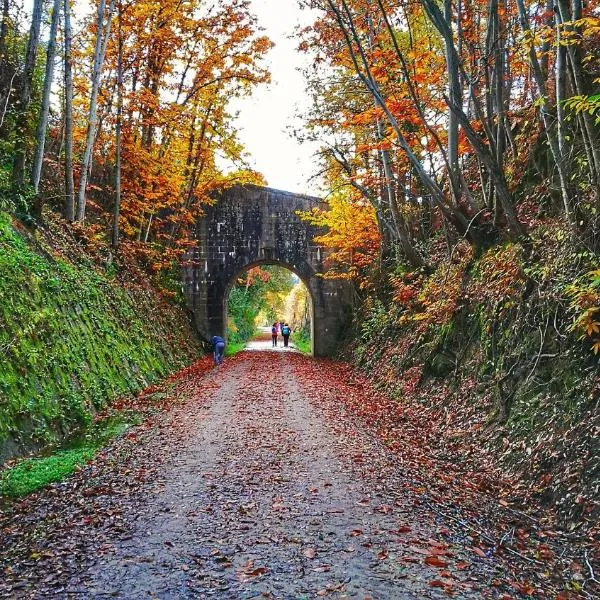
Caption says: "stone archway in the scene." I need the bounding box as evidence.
[183,185,353,356]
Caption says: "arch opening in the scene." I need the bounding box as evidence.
[224,262,314,355]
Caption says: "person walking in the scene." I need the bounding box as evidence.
[211,335,226,366]
[271,322,278,347]
[281,323,291,348]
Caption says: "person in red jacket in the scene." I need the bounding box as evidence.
[271,322,278,347]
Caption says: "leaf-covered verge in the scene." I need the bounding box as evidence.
[0,211,201,463]
[346,226,599,540]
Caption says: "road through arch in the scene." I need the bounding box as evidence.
[183,185,353,356]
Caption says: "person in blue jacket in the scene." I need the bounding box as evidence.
[211,335,226,366]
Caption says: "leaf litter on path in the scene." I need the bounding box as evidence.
[0,351,595,598]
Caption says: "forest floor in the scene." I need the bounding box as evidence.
[0,346,596,599]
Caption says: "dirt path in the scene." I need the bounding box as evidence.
[1,350,559,599]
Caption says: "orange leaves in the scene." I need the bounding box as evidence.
[468,244,526,306]
[425,555,449,568]
[73,0,271,270]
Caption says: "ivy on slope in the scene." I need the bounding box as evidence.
[0,213,199,459]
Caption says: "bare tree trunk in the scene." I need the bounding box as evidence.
[516,0,574,227]
[555,13,567,160]
[328,0,472,239]
[31,0,60,205]
[443,0,461,199]
[0,0,8,53]
[419,0,524,237]
[112,2,123,248]
[63,0,75,220]
[556,0,600,185]
[76,0,116,222]
[12,0,44,190]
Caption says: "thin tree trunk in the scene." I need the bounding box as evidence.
[63,0,75,220]
[12,0,44,190]
[516,0,574,227]
[419,0,524,237]
[555,14,567,160]
[329,0,472,238]
[0,0,8,53]
[556,0,600,185]
[112,1,123,248]
[76,0,116,222]
[443,0,461,199]
[31,0,60,203]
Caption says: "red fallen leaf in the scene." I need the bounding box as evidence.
[455,560,470,570]
[377,549,389,560]
[499,499,509,507]
[397,526,411,533]
[356,498,370,506]
[472,547,487,558]
[350,529,363,536]
[440,570,452,578]
[429,580,445,588]
[303,547,316,559]
[509,581,536,595]
[425,555,449,568]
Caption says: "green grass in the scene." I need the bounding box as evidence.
[0,211,199,451]
[292,330,312,354]
[0,447,96,497]
[0,411,142,497]
[225,341,246,356]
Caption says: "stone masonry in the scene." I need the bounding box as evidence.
[183,185,353,356]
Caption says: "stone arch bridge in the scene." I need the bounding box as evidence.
[183,185,353,356]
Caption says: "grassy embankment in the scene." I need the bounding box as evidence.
[0,212,201,492]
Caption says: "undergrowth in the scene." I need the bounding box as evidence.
[348,222,599,530]
[292,328,312,354]
[0,409,141,497]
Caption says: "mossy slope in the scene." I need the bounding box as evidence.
[0,213,200,461]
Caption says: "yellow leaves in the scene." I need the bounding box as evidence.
[297,191,380,284]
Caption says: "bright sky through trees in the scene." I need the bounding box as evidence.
[229,0,322,196]
[21,0,322,196]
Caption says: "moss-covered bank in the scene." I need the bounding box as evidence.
[0,213,201,462]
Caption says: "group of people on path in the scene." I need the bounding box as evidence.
[271,321,292,347]
[211,321,293,366]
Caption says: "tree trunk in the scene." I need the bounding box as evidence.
[76,0,116,222]
[516,0,574,227]
[112,1,123,248]
[12,0,44,190]
[63,0,75,221]
[556,0,600,185]
[31,0,61,207]
[443,0,461,199]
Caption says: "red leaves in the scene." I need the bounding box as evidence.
[237,561,268,582]
[425,555,449,568]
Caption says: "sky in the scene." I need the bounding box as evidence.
[229,0,323,196]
